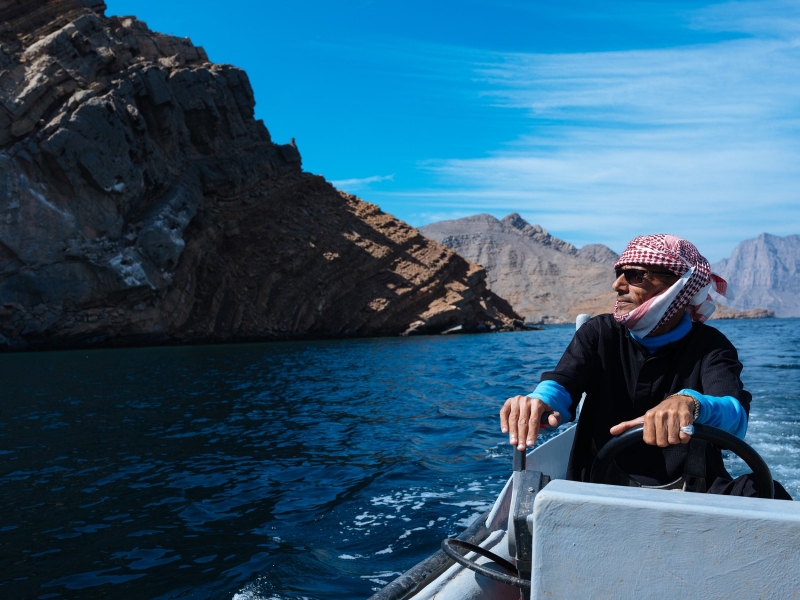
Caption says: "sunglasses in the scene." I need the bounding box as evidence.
[614,268,676,286]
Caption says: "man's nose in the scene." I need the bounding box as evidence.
[612,274,627,293]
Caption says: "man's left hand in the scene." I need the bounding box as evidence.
[610,394,695,446]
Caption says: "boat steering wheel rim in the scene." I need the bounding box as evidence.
[440,538,531,590]
[590,423,774,499]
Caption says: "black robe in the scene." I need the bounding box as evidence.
[541,314,750,486]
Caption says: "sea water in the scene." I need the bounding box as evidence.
[1,318,798,599]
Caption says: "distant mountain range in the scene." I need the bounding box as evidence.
[420,214,619,324]
[420,214,792,323]
[713,233,800,318]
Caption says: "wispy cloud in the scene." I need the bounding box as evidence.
[409,210,483,226]
[330,174,395,191]
[404,1,800,260]
[689,0,800,37]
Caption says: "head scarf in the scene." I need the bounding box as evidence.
[613,234,730,337]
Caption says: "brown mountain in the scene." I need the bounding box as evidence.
[420,213,619,324]
[712,233,800,318]
[0,0,521,350]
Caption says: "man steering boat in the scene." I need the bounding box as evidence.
[500,233,791,498]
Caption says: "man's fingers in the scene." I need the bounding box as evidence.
[524,413,537,448]
[508,398,521,446]
[667,410,683,445]
[678,410,693,444]
[539,411,562,429]
[609,396,696,447]
[517,397,533,451]
[609,416,645,436]
[654,414,670,447]
[499,399,511,433]
[500,396,557,450]
[645,395,697,446]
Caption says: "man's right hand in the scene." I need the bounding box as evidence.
[500,395,562,451]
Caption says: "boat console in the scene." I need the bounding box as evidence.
[441,424,800,599]
[527,478,800,598]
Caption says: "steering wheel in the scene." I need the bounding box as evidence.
[590,423,774,499]
[440,538,531,590]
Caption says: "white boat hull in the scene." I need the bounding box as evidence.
[371,423,800,599]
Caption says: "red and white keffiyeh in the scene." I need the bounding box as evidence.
[613,234,730,337]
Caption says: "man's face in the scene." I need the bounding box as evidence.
[612,264,678,317]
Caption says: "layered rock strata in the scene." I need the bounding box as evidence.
[0,0,521,350]
[420,213,619,324]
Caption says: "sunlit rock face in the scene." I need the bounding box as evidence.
[0,0,521,350]
[712,234,800,318]
[421,213,620,325]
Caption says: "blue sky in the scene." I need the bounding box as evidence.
[104,0,800,262]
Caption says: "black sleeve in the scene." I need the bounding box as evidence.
[540,318,601,420]
[699,331,752,416]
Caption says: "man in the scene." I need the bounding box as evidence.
[499,234,788,497]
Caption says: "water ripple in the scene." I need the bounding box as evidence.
[0,320,798,599]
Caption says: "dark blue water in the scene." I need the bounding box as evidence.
[1,319,798,599]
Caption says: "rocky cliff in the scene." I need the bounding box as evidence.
[0,0,521,350]
[420,213,619,324]
[712,233,800,318]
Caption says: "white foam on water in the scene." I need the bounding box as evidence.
[419,491,452,499]
[454,511,483,528]
[757,442,800,455]
[370,489,454,514]
[361,570,402,586]
[443,500,492,509]
[338,476,507,560]
[398,526,426,540]
[485,446,507,458]
[233,591,312,600]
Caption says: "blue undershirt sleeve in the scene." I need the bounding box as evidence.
[527,380,574,423]
[676,388,748,440]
